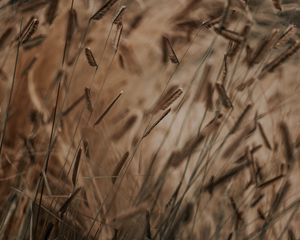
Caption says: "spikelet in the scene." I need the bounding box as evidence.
[21,56,37,76]
[45,0,59,25]
[236,77,255,91]
[295,134,300,148]
[112,5,126,24]
[83,139,90,159]
[72,148,82,187]
[229,196,243,229]
[204,16,222,29]
[59,187,81,217]
[112,114,138,140]
[222,54,228,84]
[168,115,221,168]
[227,233,233,240]
[23,137,35,163]
[200,161,251,194]
[257,208,266,220]
[288,229,296,240]
[279,122,294,168]
[143,108,171,138]
[250,194,264,208]
[20,1,48,12]
[214,27,244,43]
[167,134,205,167]
[66,9,77,41]
[161,36,169,64]
[162,36,179,64]
[44,222,54,239]
[84,88,93,112]
[84,47,98,68]
[164,202,194,239]
[118,53,125,69]
[223,124,256,158]
[260,40,300,78]
[90,0,119,21]
[175,19,204,32]
[268,180,290,217]
[272,0,282,11]
[229,104,252,134]
[247,30,278,67]
[193,64,212,102]
[152,86,183,114]
[216,83,233,109]
[257,174,284,189]
[205,82,214,111]
[108,203,148,224]
[62,94,85,116]
[275,25,296,48]
[113,22,123,53]
[258,122,272,150]
[62,9,76,64]
[22,34,46,50]
[111,151,129,184]
[94,91,123,126]
[128,11,144,34]
[0,27,13,49]
[20,17,39,44]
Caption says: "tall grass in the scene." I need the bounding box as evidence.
[0,0,300,239]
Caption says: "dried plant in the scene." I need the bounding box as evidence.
[0,0,300,239]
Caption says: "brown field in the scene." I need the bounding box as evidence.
[0,0,300,239]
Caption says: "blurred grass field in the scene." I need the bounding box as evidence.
[0,0,300,239]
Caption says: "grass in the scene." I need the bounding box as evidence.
[0,0,300,239]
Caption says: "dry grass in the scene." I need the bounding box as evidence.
[0,0,300,239]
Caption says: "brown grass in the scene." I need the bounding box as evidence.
[0,0,300,239]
